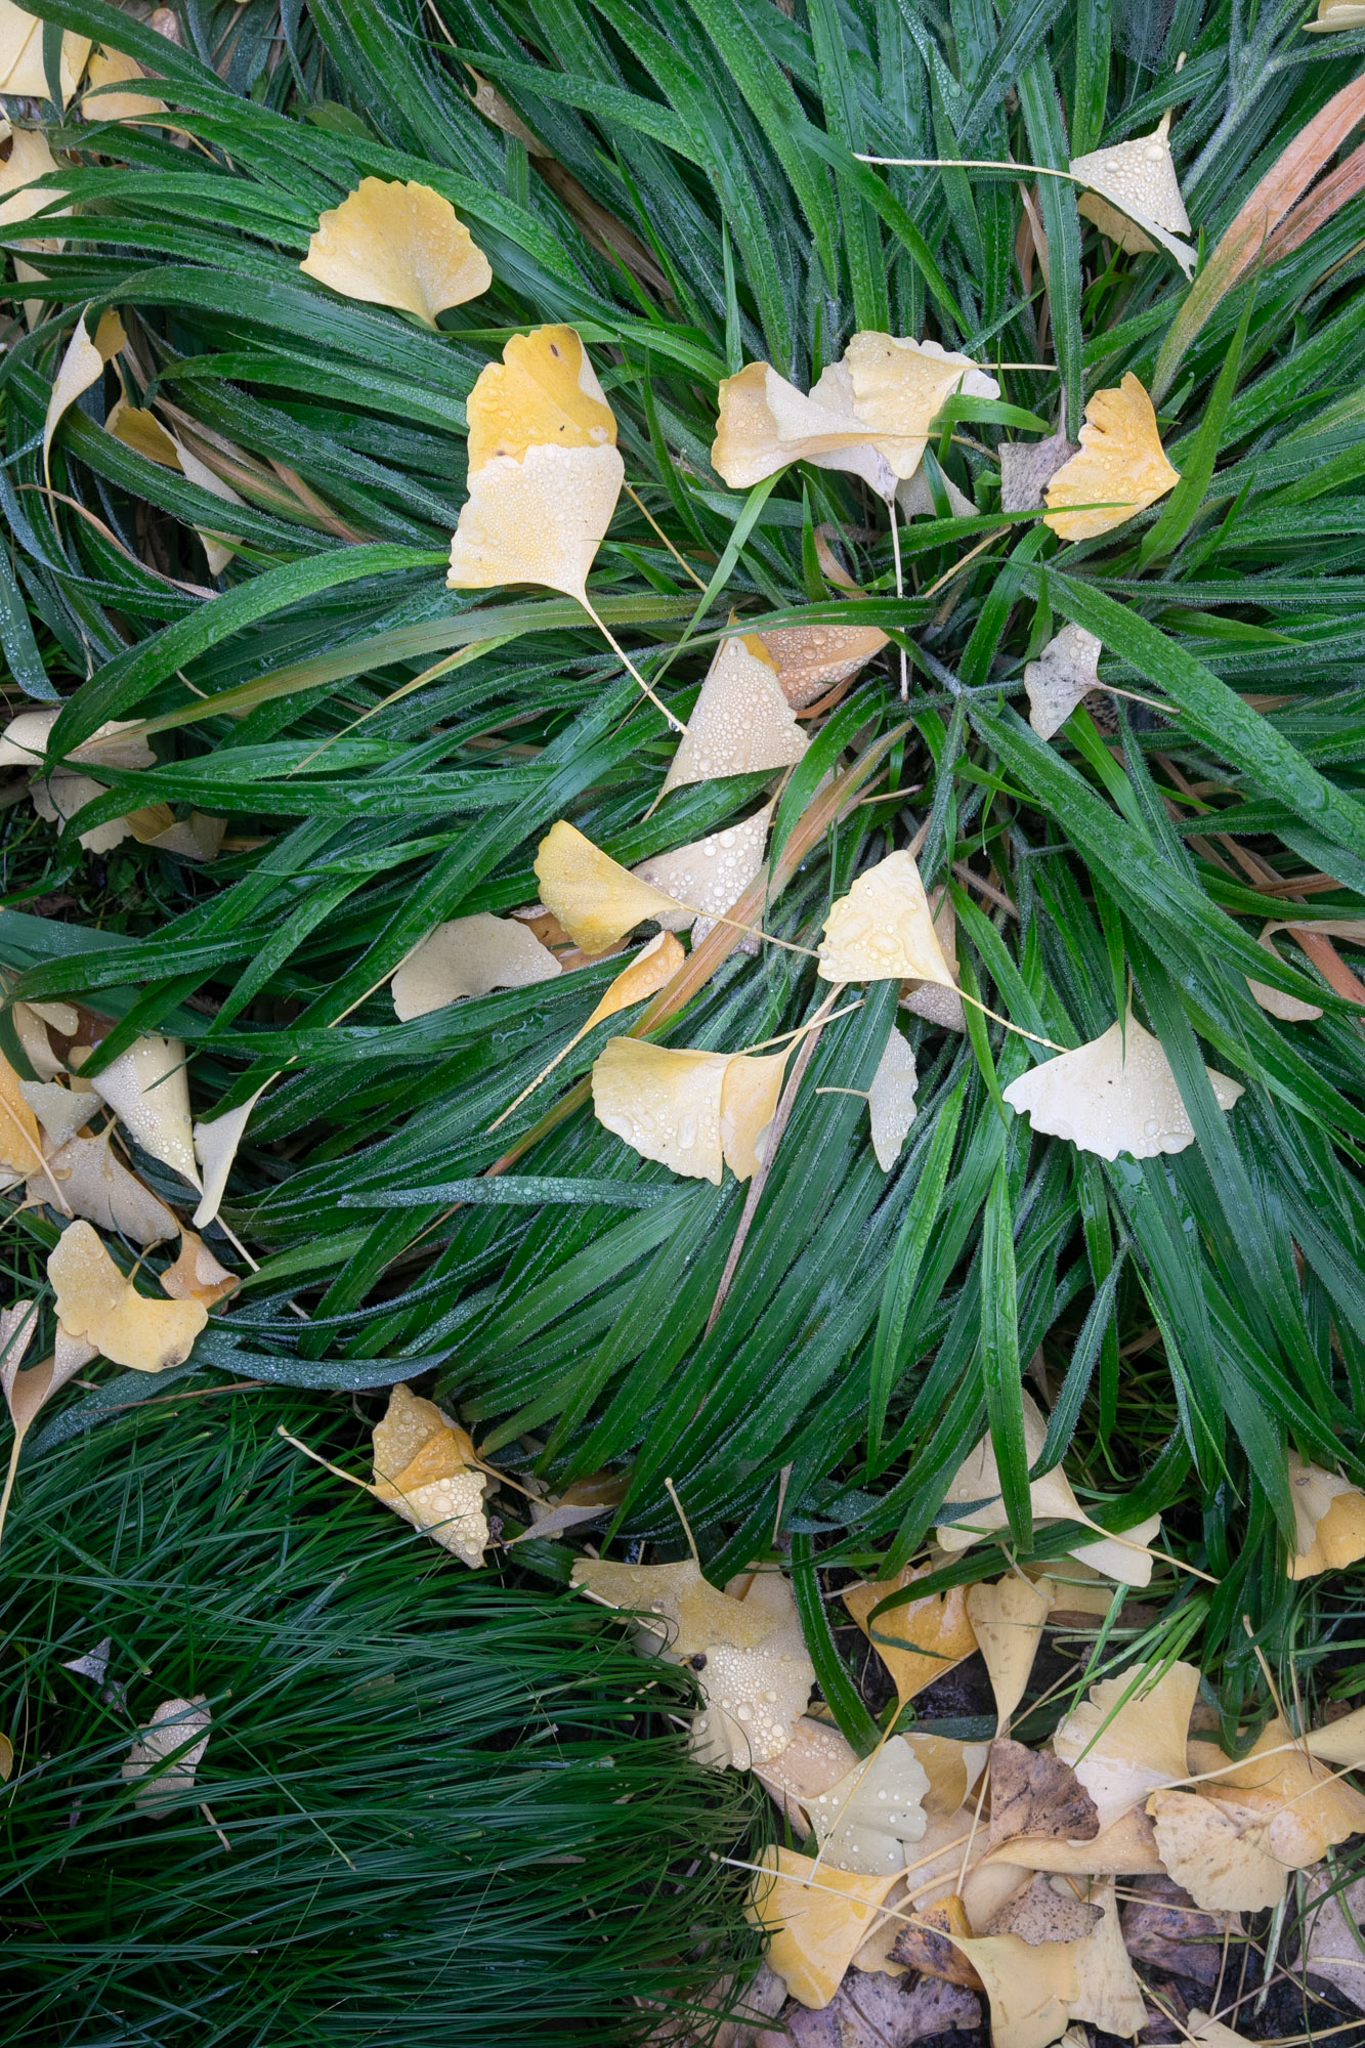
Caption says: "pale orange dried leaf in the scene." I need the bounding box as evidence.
[901,1731,990,1818]
[572,1554,773,1656]
[84,45,165,120]
[842,332,990,479]
[372,1381,489,1568]
[1002,1014,1242,1163]
[1044,376,1179,542]
[160,1230,238,1307]
[1286,1454,1365,1578]
[966,1575,1054,1732]
[890,1892,982,1986]
[391,911,560,1020]
[464,324,615,471]
[80,1033,199,1188]
[1145,1791,1285,1912]
[43,307,126,478]
[747,1846,902,2010]
[719,1048,788,1182]
[48,1219,206,1373]
[758,621,889,709]
[660,635,807,797]
[0,127,67,237]
[299,177,490,326]
[711,360,869,490]
[535,820,684,955]
[583,931,685,1028]
[819,850,956,986]
[902,895,966,1031]
[0,1,89,102]
[1052,1661,1201,1831]
[843,1564,977,1705]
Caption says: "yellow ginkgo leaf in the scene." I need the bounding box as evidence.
[711,360,869,490]
[0,1047,44,1178]
[687,1568,815,1769]
[299,177,491,326]
[842,1563,978,1705]
[192,1084,267,1231]
[1051,1660,1200,1832]
[43,306,126,481]
[593,1038,728,1183]
[391,911,561,1021]
[84,45,166,121]
[0,128,69,322]
[900,1730,989,1817]
[77,1033,199,1189]
[718,1048,789,1182]
[1145,1790,1285,1912]
[818,850,956,986]
[1245,927,1323,1024]
[807,1735,930,1876]
[1044,375,1179,542]
[1071,113,1195,275]
[1192,1715,1365,1867]
[965,1575,1054,1733]
[48,1219,206,1373]
[937,1390,1081,1553]
[122,1695,210,1816]
[18,1076,91,1148]
[0,705,153,775]
[31,1132,179,1245]
[128,807,225,862]
[747,1847,903,2010]
[841,332,990,479]
[159,1230,239,1307]
[756,1714,860,1830]
[106,396,179,466]
[867,1028,918,1170]
[371,1381,490,1568]
[1002,1013,1243,1162]
[632,805,772,943]
[447,440,624,607]
[1305,0,1365,23]
[1067,1878,1149,2039]
[534,820,685,955]
[465,323,616,470]
[572,1554,775,1658]
[1286,1454,1365,1578]
[948,1932,1079,2048]
[660,635,807,796]
[988,1807,1163,1877]
[758,621,889,709]
[1024,623,1106,741]
[0,1,90,103]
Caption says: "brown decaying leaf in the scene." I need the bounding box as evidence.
[29,1132,179,1245]
[843,1564,977,1705]
[984,1873,1102,1946]
[78,1033,199,1189]
[660,635,807,796]
[784,1973,983,2048]
[1051,1661,1200,1831]
[987,1740,1101,1851]
[1002,1013,1243,1164]
[758,621,889,709]
[1145,1790,1285,1912]
[1120,1874,1239,1988]
[747,1847,903,2010]
[819,850,956,987]
[0,1,90,101]
[890,1894,982,1986]
[122,1695,210,1815]
[1043,376,1179,542]
[966,1574,1054,1732]
[1285,1454,1365,1578]
[535,819,683,955]
[299,177,491,325]
[371,1382,489,1568]
[48,1220,207,1373]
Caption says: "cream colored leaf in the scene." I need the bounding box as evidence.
[901,1731,990,1817]
[660,635,807,796]
[747,1846,902,2010]
[988,1808,1164,1877]
[1072,114,1195,275]
[0,705,152,771]
[1246,927,1322,1023]
[1065,1512,1163,1588]
[1286,1453,1365,1578]
[1192,1715,1365,1866]
[1001,1014,1243,1161]
[192,1085,266,1230]
[0,1299,38,1399]
[160,1229,238,1306]
[130,808,225,862]
[841,332,995,480]
[756,1714,860,1830]
[1024,624,1105,741]
[106,397,180,466]
[966,1575,1054,1732]
[173,438,245,574]
[464,324,616,471]
[898,459,978,520]
[1307,1704,1365,1769]
[902,895,965,1032]
[758,621,888,709]
[49,1219,205,1373]
[0,1047,44,1176]
[84,45,166,120]
[43,306,126,479]
[30,1132,178,1245]
[1044,376,1180,542]
[949,1932,1078,2048]
[1302,1873,1365,2012]
[0,2,90,102]
[711,360,870,490]
[372,1381,489,1568]
[842,1564,978,1705]
[1189,2013,1255,2047]
[30,768,131,853]
[0,126,67,238]
[868,1028,918,1170]
[80,1033,199,1188]
[592,1037,727,1183]
[14,1001,67,1080]
[1305,0,1365,24]
[299,177,491,326]
[808,1735,931,1876]
[536,820,685,955]
[984,1873,1102,1946]
[1067,1878,1148,2038]
[1052,1661,1200,1831]
[687,1576,815,1768]
[719,1048,788,1182]
[122,1695,210,1814]
[632,806,771,943]
[936,1390,1081,1553]
[1145,1791,1284,1912]
[391,911,561,1021]
[447,441,625,607]
[571,1554,774,1657]
[819,850,956,986]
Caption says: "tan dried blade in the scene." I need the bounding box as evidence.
[592,1036,728,1183]
[1145,1790,1285,1912]
[299,176,491,326]
[843,1564,977,1705]
[1044,376,1179,542]
[392,911,560,1021]
[632,806,772,941]
[719,1048,788,1181]
[867,1028,918,1170]
[535,820,684,955]
[758,621,888,709]
[49,1220,206,1373]
[31,1132,178,1245]
[819,850,956,986]
[1025,624,1105,741]
[43,306,126,482]
[746,1846,902,2010]
[1001,1014,1243,1161]
[966,1575,1054,1732]
[1051,1660,1200,1831]
[0,2,89,102]
[465,324,616,470]
[80,1033,199,1188]
[372,1381,489,1568]
[660,635,807,796]
[174,437,245,574]
[122,1695,210,1815]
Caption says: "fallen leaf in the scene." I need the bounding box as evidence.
[592,1039,728,1183]
[78,1033,200,1188]
[62,1634,112,1683]
[840,332,1000,487]
[758,622,889,709]
[785,1972,982,2048]
[1303,1871,1365,2011]
[1145,1790,1285,1912]
[0,1,90,102]
[43,306,126,481]
[819,850,957,986]
[889,1893,982,1985]
[172,437,245,574]
[29,769,132,852]
[1305,0,1365,23]
[897,461,977,519]
[989,1807,1164,1877]
[947,1931,1079,2048]
[448,326,622,607]
[299,176,491,325]
[1188,2012,1254,2048]
[1067,1878,1149,2038]
[128,807,225,862]
[756,1714,860,1830]
[106,396,179,465]
[30,1132,179,1245]
[633,807,771,944]
[0,128,69,323]
[192,1086,266,1231]
[1192,1715,1365,1866]
[1286,1454,1365,1578]
[573,1554,770,1653]
[391,911,561,1020]
[808,1736,931,1876]
[0,1047,44,1177]
[688,1570,816,1769]
[15,1001,76,1079]
[0,704,153,772]
[984,1873,1103,1945]
[83,45,166,120]
[159,1230,238,1307]
[988,1741,1101,1849]
[747,1846,902,2010]
[965,1575,1054,1732]
[936,1390,1082,1553]
[371,1381,490,1568]
[719,1049,789,1182]
[901,896,966,1032]
[1051,1661,1201,1831]
[1064,1513,1163,1586]
[1000,433,1079,514]
[122,1694,210,1815]
[582,932,686,1024]
[1120,1874,1240,1988]
[712,360,872,491]
[660,635,807,797]
[514,1469,628,1544]
[18,1078,93,1148]
[900,1732,989,1817]
[1001,1013,1243,1161]
[1043,376,1179,543]
[842,1564,977,1705]
[1024,624,1106,741]
[48,1220,206,1373]
[1072,114,1196,275]
[868,1029,918,1171]
[1246,928,1322,1024]
[1307,1704,1365,1769]
[535,819,684,955]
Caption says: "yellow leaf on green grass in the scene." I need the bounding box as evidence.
[43,306,126,480]
[1002,1014,1242,1162]
[372,1381,489,1568]
[392,911,561,1020]
[660,635,807,796]
[966,1575,1054,1732]
[1051,1661,1200,1831]
[78,1033,199,1189]
[1072,114,1195,274]
[300,176,491,326]
[1286,1454,1365,1578]
[747,1846,902,2010]
[48,1220,205,1373]
[819,850,956,986]
[0,0,89,102]
[1044,376,1179,542]
[535,820,684,955]
[84,45,166,121]
[842,1564,977,1705]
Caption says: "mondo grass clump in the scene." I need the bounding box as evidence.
[0,1391,762,2048]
